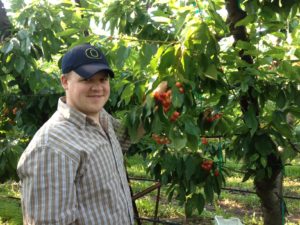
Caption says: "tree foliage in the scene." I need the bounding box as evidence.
[1,0,300,219]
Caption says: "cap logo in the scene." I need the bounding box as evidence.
[85,48,102,59]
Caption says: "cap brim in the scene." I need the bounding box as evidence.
[74,63,114,78]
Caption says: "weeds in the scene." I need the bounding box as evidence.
[0,155,299,225]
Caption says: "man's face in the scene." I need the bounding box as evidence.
[61,71,110,119]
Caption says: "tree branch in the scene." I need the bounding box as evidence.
[225,0,258,115]
[0,0,12,40]
[74,0,89,37]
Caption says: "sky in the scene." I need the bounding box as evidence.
[2,0,62,9]
[2,0,10,8]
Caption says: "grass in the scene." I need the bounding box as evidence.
[0,182,22,225]
[127,154,300,225]
[1,155,299,225]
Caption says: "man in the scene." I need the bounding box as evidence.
[17,44,135,224]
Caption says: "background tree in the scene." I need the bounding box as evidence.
[0,0,12,40]
[0,0,300,224]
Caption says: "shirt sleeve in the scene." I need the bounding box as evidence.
[110,116,132,153]
[17,145,78,225]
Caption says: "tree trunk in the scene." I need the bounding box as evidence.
[225,1,284,224]
[255,155,284,225]
[0,0,12,40]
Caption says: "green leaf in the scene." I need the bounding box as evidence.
[295,125,300,140]
[266,47,285,60]
[166,185,176,202]
[249,153,259,162]
[241,81,249,92]
[186,134,199,151]
[120,83,134,105]
[244,105,258,136]
[169,127,187,150]
[234,15,256,27]
[114,80,129,92]
[157,46,175,73]
[260,157,267,168]
[114,45,131,69]
[128,107,137,125]
[176,158,184,179]
[126,108,142,143]
[139,44,157,68]
[17,30,29,40]
[56,28,79,37]
[151,114,163,134]
[198,23,210,50]
[1,41,14,54]
[144,95,155,117]
[254,134,274,156]
[276,90,286,109]
[185,193,205,217]
[294,48,300,59]
[164,154,176,172]
[134,84,145,103]
[184,119,200,136]
[185,198,193,217]
[194,193,205,215]
[236,40,253,50]
[14,56,26,73]
[204,176,214,203]
[171,86,184,108]
[21,37,31,55]
[208,6,228,32]
[185,156,197,180]
[204,64,218,80]
[272,111,293,137]
[213,174,222,196]
[181,51,192,77]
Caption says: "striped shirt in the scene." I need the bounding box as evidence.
[17,97,134,225]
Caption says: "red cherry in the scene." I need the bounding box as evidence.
[179,87,184,94]
[173,111,180,117]
[214,169,220,176]
[175,82,182,88]
[201,137,208,145]
[201,160,213,171]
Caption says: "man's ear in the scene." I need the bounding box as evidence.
[61,75,68,90]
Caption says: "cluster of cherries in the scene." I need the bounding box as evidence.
[201,160,213,171]
[153,81,184,119]
[153,91,181,122]
[201,160,219,176]
[153,89,172,112]
[151,133,171,145]
[175,81,185,93]
[169,111,180,122]
[206,113,222,123]
[151,81,185,144]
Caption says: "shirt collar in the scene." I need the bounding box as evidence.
[57,97,110,132]
[57,97,88,128]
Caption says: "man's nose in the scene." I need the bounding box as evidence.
[91,81,103,91]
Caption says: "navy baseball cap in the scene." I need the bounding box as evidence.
[61,44,114,78]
